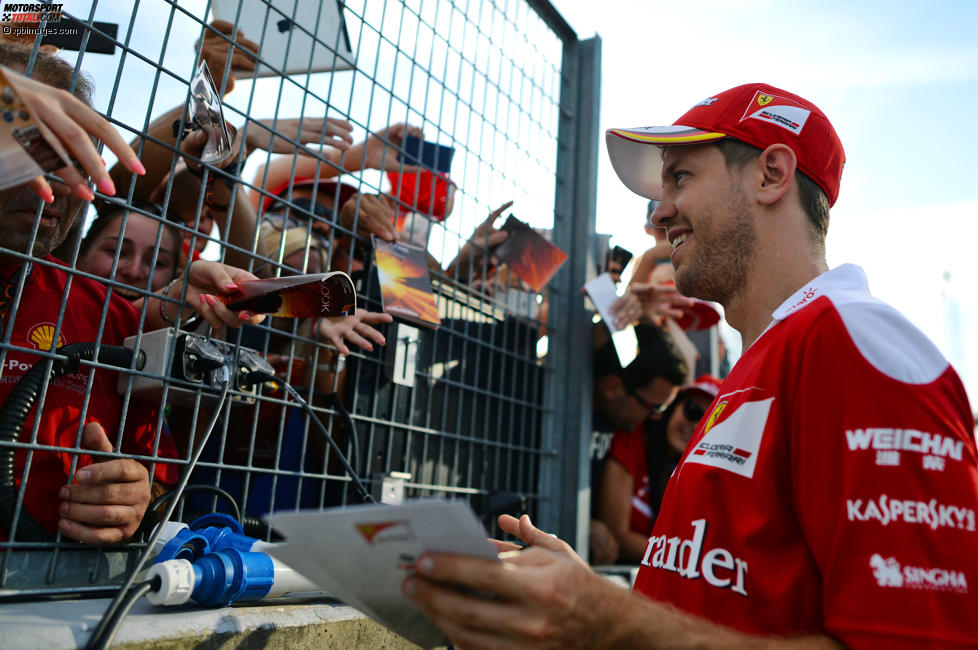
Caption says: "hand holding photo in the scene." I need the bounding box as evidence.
[584,272,638,366]
[0,66,72,191]
[492,215,568,292]
[373,236,441,329]
[221,272,356,318]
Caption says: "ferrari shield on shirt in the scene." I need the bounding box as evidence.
[632,264,978,647]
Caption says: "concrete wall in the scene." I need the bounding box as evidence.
[0,596,430,649]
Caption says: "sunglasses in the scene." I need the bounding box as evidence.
[262,211,333,251]
[682,398,707,424]
[625,386,669,416]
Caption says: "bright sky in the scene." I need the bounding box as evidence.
[556,0,978,408]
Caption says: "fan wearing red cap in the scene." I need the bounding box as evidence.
[598,375,721,563]
[404,83,978,650]
[248,123,430,248]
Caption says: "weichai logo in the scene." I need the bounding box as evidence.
[1,3,63,22]
[845,428,964,470]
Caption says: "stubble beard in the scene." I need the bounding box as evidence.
[673,184,756,306]
[0,191,80,264]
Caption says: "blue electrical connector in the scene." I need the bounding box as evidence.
[146,514,319,607]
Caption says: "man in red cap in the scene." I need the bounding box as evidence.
[403,83,978,647]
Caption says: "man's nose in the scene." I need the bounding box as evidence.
[650,195,676,228]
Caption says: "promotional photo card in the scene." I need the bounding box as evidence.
[493,215,568,293]
[221,272,356,318]
[373,236,441,329]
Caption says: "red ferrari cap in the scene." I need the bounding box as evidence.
[606,83,845,206]
[261,178,359,212]
[680,374,722,400]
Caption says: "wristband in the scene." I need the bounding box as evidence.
[204,174,231,212]
[159,278,202,329]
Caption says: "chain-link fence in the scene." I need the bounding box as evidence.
[0,0,599,596]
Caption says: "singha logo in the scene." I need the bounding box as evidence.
[870,553,903,587]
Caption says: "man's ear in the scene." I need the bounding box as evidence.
[755,143,797,207]
[600,374,626,401]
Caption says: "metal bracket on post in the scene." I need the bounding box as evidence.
[372,471,411,504]
[385,323,419,387]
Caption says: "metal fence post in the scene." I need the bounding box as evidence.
[538,33,602,551]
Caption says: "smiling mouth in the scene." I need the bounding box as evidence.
[110,286,143,301]
[671,232,690,250]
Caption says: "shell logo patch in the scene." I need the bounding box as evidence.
[703,401,727,434]
[757,94,773,106]
[27,323,64,351]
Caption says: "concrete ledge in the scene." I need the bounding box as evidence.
[0,594,428,649]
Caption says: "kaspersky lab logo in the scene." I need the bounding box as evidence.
[2,3,63,22]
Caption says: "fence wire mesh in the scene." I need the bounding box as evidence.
[0,0,596,595]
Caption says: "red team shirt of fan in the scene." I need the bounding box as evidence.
[632,265,978,648]
[0,257,177,539]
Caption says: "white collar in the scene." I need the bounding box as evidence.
[771,263,869,322]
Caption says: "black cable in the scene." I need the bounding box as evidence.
[85,377,232,650]
[313,388,360,479]
[142,484,243,536]
[92,578,159,650]
[241,371,374,504]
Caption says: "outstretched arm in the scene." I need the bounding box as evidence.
[316,309,393,355]
[0,64,144,202]
[404,514,843,650]
[143,259,266,332]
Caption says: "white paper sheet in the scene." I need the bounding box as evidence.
[266,499,498,648]
[584,272,638,366]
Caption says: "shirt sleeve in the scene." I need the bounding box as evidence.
[790,304,978,647]
[609,425,643,477]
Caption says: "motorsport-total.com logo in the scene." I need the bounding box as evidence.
[1,3,63,23]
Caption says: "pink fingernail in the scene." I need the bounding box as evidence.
[75,183,95,201]
[238,311,251,320]
[204,294,217,306]
[97,177,116,196]
[42,188,55,204]
[224,283,238,291]
[129,159,147,175]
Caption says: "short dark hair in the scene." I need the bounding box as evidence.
[594,322,688,390]
[713,138,830,244]
[0,42,94,106]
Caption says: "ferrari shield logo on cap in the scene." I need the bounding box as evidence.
[740,91,811,136]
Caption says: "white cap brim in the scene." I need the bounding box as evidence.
[605,126,727,200]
